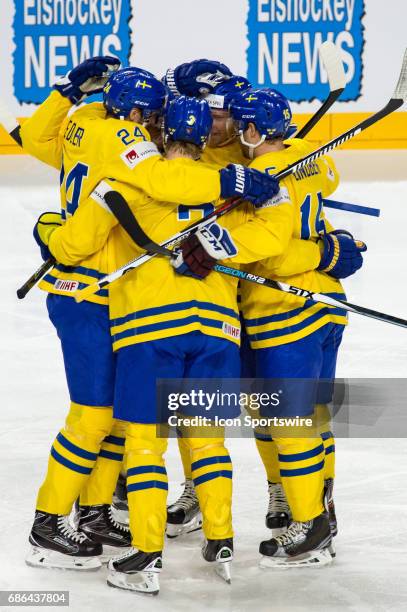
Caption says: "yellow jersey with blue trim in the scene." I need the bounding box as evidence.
[240,138,348,349]
[20,92,222,304]
[96,167,299,351]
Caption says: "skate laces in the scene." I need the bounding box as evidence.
[168,479,198,512]
[108,506,129,532]
[268,483,289,514]
[275,520,312,547]
[57,515,88,543]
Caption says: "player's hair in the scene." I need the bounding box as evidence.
[164,140,201,160]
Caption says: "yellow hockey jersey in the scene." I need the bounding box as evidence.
[44,160,313,349]
[241,138,348,349]
[20,92,223,304]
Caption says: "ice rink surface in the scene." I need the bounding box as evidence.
[0,155,406,612]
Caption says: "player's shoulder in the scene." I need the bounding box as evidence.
[69,101,107,121]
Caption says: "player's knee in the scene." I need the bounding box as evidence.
[65,402,113,444]
[126,423,168,457]
[109,418,128,439]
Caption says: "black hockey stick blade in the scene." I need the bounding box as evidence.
[104,190,172,257]
[0,98,22,145]
[296,41,346,139]
[16,257,55,299]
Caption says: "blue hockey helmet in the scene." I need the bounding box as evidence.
[103,67,167,119]
[205,75,252,111]
[163,96,213,148]
[230,88,296,151]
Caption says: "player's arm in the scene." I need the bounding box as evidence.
[21,56,120,169]
[171,185,294,279]
[105,140,280,206]
[33,195,119,266]
[266,238,322,277]
[20,91,71,169]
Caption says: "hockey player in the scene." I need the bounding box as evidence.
[23,59,277,570]
[166,71,252,537]
[229,88,366,567]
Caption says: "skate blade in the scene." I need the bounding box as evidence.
[259,547,333,570]
[110,507,129,526]
[100,545,132,564]
[166,513,203,538]
[215,560,232,584]
[25,547,102,571]
[328,541,336,558]
[107,570,159,595]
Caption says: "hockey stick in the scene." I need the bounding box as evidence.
[0,102,56,298]
[16,257,55,299]
[323,199,380,218]
[0,98,22,145]
[295,41,346,139]
[103,191,407,330]
[74,47,407,302]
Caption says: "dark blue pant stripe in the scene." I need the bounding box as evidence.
[280,460,325,478]
[127,465,167,477]
[325,444,335,456]
[278,443,324,463]
[194,470,233,487]
[51,447,93,475]
[56,432,98,461]
[104,435,125,446]
[99,449,123,462]
[127,480,168,493]
[254,432,273,441]
[191,455,231,471]
[321,431,334,441]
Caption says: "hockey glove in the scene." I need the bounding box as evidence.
[171,222,237,280]
[163,59,232,97]
[318,229,367,279]
[33,212,62,261]
[220,164,280,207]
[54,56,121,104]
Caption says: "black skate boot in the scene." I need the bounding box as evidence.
[107,548,162,595]
[112,473,129,525]
[26,510,102,570]
[78,504,131,562]
[259,511,333,568]
[266,482,292,534]
[202,538,233,583]
[166,479,202,538]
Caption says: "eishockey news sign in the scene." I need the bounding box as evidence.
[247,0,365,101]
[12,0,132,104]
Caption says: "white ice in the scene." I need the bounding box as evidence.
[0,156,406,612]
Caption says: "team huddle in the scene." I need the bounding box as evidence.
[21,55,366,594]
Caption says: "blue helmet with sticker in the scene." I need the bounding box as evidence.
[205,75,252,111]
[230,88,296,141]
[163,96,213,148]
[103,67,167,119]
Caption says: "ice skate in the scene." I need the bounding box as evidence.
[112,473,129,525]
[166,479,203,538]
[26,511,102,570]
[202,538,233,583]
[259,512,333,569]
[78,504,131,562]
[107,548,162,595]
[266,482,292,535]
[324,478,337,557]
